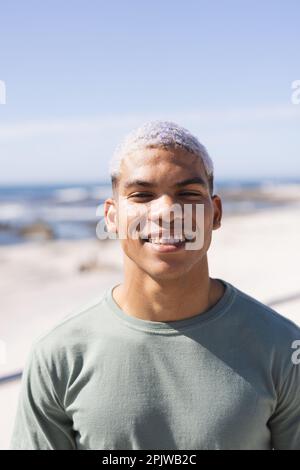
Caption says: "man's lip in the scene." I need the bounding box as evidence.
[142,239,187,253]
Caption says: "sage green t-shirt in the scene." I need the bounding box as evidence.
[10,279,300,450]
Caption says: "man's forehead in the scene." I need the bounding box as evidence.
[122,146,200,165]
[121,147,205,177]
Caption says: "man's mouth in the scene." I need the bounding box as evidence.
[139,234,195,252]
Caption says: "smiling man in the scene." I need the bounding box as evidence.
[11,121,300,450]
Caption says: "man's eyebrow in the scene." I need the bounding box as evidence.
[123,179,154,189]
[123,177,207,189]
[175,177,207,187]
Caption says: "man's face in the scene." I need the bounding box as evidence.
[105,147,222,281]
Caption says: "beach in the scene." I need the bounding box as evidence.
[1,198,300,449]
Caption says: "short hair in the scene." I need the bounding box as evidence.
[109,120,214,194]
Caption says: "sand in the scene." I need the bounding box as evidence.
[1,204,300,449]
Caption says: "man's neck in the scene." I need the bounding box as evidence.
[112,259,225,323]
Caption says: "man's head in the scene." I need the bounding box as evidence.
[104,120,222,281]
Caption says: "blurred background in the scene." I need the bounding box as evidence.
[0,0,300,449]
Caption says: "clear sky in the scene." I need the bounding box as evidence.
[0,0,299,183]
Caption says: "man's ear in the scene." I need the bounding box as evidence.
[212,195,222,230]
[104,198,118,234]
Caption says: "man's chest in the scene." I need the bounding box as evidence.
[65,339,274,449]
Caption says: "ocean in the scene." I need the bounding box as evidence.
[0,178,299,245]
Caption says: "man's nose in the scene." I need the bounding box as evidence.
[148,195,182,224]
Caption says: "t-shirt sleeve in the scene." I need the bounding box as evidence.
[9,342,76,450]
[268,358,300,450]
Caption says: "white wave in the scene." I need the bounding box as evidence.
[0,202,103,224]
[0,203,31,222]
[260,183,300,198]
[40,205,100,222]
[54,187,90,203]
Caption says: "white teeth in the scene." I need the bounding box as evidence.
[148,238,185,245]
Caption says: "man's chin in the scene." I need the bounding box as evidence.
[140,260,190,281]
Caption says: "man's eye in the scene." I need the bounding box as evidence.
[130,193,152,198]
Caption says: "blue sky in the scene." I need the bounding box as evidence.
[0,0,299,183]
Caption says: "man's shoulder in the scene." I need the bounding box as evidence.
[229,281,300,342]
[29,289,110,361]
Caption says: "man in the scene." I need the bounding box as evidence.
[10,121,300,449]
